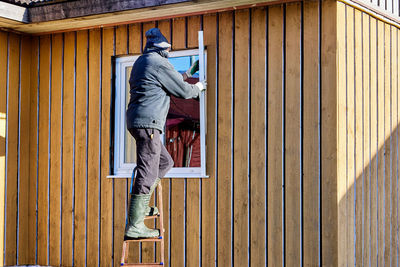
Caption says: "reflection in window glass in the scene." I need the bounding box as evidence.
[125,66,136,163]
[165,55,200,167]
[123,54,201,168]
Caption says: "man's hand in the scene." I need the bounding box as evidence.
[195,80,207,92]
[185,60,199,78]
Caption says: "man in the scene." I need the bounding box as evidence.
[125,28,206,239]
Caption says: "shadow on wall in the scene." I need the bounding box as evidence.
[338,121,400,265]
[1,112,5,157]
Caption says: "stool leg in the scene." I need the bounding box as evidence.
[121,241,129,265]
[158,183,165,264]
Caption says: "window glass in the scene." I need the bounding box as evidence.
[165,55,200,167]
[125,66,136,163]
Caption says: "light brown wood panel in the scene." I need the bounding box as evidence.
[250,7,266,267]
[377,20,385,266]
[0,31,6,267]
[157,19,171,266]
[390,25,398,267]
[100,27,114,267]
[128,23,141,55]
[321,0,338,265]
[87,28,101,267]
[233,9,249,267]
[362,12,371,266]
[49,33,62,267]
[285,3,301,266]
[304,1,320,265]
[127,22,141,264]
[268,6,283,266]
[354,9,363,265]
[186,15,201,267]
[74,30,88,267]
[202,13,217,266]
[18,35,32,265]
[114,24,128,267]
[5,33,19,266]
[141,21,157,264]
[384,22,391,266]
[370,16,378,267]
[187,16,201,48]
[398,27,400,267]
[170,17,186,267]
[28,36,39,264]
[336,2,347,266]
[62,31,75,267]
[346,6,355,266]
[217,11,233,267]
[37,34,50,266]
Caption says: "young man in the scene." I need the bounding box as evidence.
[125,28,206,239]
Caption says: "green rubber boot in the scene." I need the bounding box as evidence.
[145,178,161,216]
[124,194,160,240]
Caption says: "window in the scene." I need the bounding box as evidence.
[112,33,207,178]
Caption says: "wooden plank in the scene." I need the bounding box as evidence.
[336,2,347,266]
[18,35,32,265]
[0,31,7,267]
[156,19,170,266]
[74,30,88,267]
[186,15,201,267]
[140,21,157,264]
[354,9,363,266]
[217,11,233,267]
[127,21,142,264]
[87,28,101,267]
[49,33,62,267]
[362,12,371,267]
[5,33,20,266]
[128,23,141,55]
[170,17,186,267]
[321,0,338,264]
[114,24,128,267]
[377,20,385,267]
[267,6,283,266]
[285,3,301,266]
[397,27,400,267]
[62,31,75,267]
[390,25,398,267]
[28,36,39,264]
[233,9,249,267]
[37,34,50,266]
[100,27,115,267]
[384,22,391,266]
[346,6,355,267]
[303,1,320,265]
[369,16,378,267]
[250,7,266,267]
[201,13,217,266]
[187,15,201,48]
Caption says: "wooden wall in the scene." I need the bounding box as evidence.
[0,1,339,266]
[337,2,400,266]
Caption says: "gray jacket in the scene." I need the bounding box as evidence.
[126,49,200,132]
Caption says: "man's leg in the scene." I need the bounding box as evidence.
[125,128,160,239]
[131,128,161,194]
[159,138,174,177]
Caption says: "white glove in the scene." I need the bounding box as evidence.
[195,81,207,91]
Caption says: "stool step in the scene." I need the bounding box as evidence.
[121,263,164,266]
[124,236,163,242]
[144,214,159,220]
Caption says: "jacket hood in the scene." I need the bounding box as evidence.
[145,28,171,50]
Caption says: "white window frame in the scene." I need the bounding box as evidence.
[110,32,207,178]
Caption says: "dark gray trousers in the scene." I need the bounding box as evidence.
[129,128,174,194]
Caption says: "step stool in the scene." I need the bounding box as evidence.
[120,169,165,266]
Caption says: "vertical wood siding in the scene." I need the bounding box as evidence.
[0,1,340,266]
[337,2,400,266]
